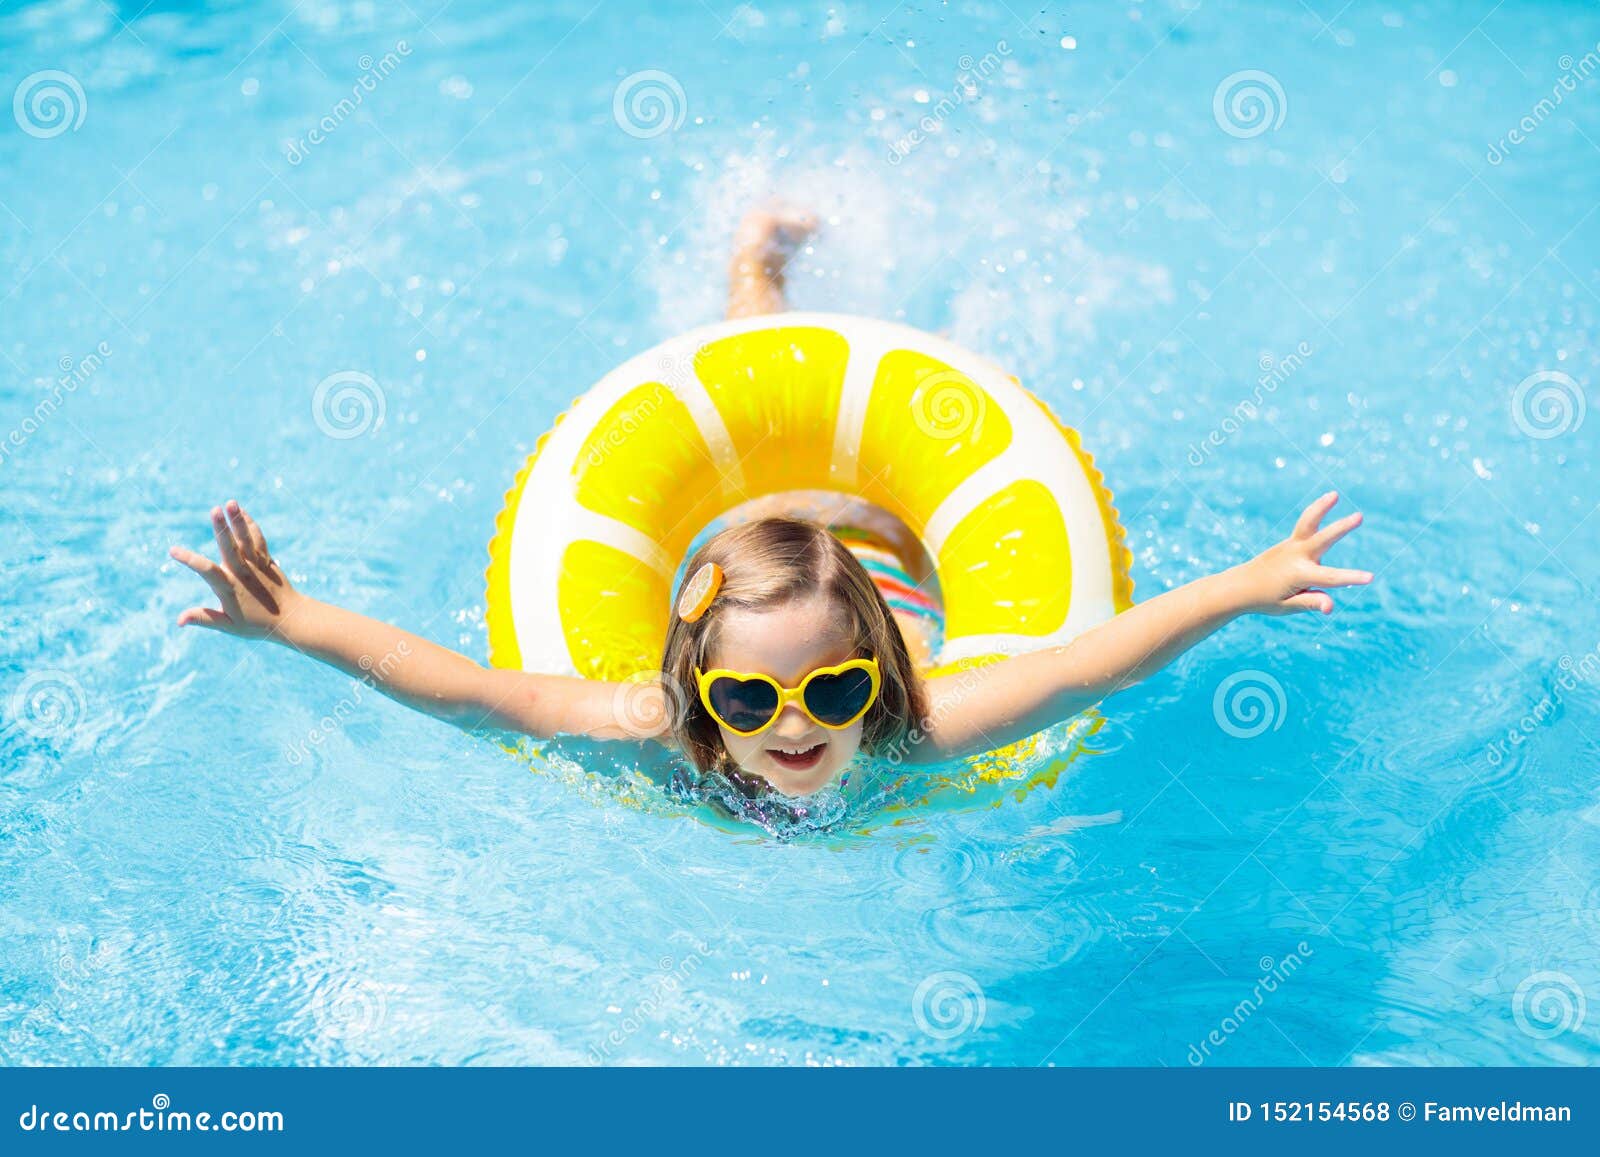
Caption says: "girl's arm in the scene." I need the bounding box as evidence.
[169,500,667,741]
[909,492,1371,762]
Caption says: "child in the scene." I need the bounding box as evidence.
[171,209,1370,799]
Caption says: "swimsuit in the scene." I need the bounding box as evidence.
[829,524,943,630]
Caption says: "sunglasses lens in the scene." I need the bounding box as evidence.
[803,667,876,726]
[707,676,780,733]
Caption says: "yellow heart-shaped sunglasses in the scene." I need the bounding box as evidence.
[694,657,881,736]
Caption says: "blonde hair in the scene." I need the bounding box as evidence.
[661,517,929,775]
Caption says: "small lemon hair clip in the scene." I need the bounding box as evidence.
[676,562,724,623]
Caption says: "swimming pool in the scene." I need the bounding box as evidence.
[3,0,1597,1066]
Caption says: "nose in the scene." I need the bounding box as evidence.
[767,702,815,741]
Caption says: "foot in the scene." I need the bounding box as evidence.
[732,204,817,272]
[726,204,818,318]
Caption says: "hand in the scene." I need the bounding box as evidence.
[1234,491,1372,616]
[169,500,303,639]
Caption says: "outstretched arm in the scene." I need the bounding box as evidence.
[169,500,665,741]
[910,492,1370,762]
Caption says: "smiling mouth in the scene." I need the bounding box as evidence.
[767,742,826,772]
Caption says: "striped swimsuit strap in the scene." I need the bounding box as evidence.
[831,525,941,621]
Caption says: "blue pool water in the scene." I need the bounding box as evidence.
[3,0,1599,1066]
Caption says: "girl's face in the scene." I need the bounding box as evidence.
[705,594,864,796]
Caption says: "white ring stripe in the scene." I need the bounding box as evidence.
[921,451,1030,556]
[661,337,746,500]
[829,334,890,488]
[566,509,674,579]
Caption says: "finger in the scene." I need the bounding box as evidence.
[169,545,241,611]
[1293,491,1340,539]
[211,506,248,575]
[211,505,280,611]
[1310,565,1373,588]
[226,499,270,569]
[1283,590,1334,615]
[1309,510,1363,559]
[177,606,234,631]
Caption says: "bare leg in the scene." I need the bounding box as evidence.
[725,206,817,319]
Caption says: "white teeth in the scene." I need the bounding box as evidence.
[772,743,821,755]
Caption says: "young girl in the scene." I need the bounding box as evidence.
[170,209,1371,799]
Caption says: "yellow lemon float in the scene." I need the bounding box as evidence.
[485,312,1133,698]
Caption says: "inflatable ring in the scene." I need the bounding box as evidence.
[485,312,1133,687]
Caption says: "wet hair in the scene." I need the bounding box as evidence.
[661,516,929,775]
